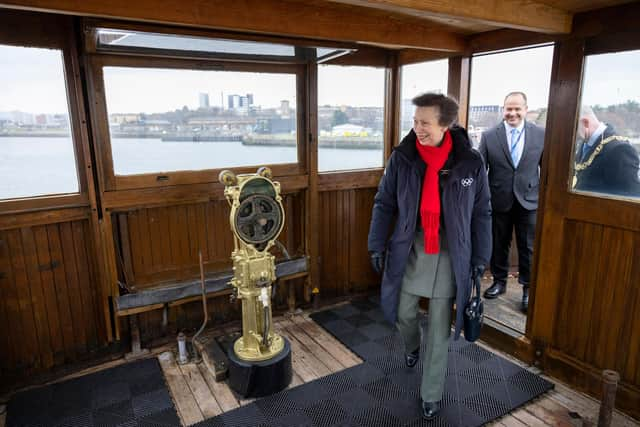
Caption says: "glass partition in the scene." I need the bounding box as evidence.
[0,44,78,200]
[467,44,554,334]
[468,45,553,149]
[97,29,296,57]
[102,66,298,175]
[317,65,385,172]
[399,60,448,142]
[571,50,640,199]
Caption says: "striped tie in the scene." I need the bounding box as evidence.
[510,128,519,166]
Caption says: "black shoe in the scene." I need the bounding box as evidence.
[421,401,440,420]
[483,282,506,299]
[405,348,419,368]
[521,287,529,312]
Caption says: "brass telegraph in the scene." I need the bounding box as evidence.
[219,167,286,362]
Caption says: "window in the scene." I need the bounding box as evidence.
[95,27,351,63]
[468,45,553,148]
[97,28,296,57]
[570,50,640,200]
[317,65,385,172]
[0,44,78,200]
[400,60,448,141]
[102,66,298,175]
[466,44,553,335]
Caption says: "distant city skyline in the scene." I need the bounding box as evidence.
[3,44,640,116]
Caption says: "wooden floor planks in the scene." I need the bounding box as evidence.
[156,312,364,426]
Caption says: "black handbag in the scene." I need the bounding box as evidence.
[463,272,484,342]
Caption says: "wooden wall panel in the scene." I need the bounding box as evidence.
[318,188,378,299]
[0,220,106,382]
[550,220,639,386]
[116,193,305,289]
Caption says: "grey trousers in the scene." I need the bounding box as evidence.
[396,290,453,402]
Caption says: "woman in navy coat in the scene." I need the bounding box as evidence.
[368,93,491,419]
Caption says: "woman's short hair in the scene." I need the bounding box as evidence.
[412,93,459,127]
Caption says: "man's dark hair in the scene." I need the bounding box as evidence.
[504,91,528,105]
[411,92,459,127]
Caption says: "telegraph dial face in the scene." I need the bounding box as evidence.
[234,193,283,248]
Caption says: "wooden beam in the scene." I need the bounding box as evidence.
[324,0,572,34]
[447,56,470,127]
[0,0,466,51]
[469,29,557,54]
[398,48,452,66]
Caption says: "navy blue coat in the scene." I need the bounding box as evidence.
[574,124,640,197]
[368,126,492,339]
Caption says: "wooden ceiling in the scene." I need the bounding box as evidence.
[323,0,635,34]
[0,0,635,51]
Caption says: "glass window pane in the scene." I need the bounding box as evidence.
[102,67,297,175]
[400,60,448,141]
[572,50,640,199]
[467,44,553,335]
[468,45,553,148]
[317,65,385,172]
[0,44,78,200]
[98,29,296,57]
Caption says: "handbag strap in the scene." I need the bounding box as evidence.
[472,272,482,299]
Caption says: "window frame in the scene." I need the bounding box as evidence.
[0,11,90,213]
[86,54,306,191]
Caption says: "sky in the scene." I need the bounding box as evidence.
[2,43,640,116]
[468,45,554,109]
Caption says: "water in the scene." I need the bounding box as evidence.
[1,137,384,199]
[0,136,79,200]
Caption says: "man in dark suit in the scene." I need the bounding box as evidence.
[478,92,545,312]
[573,106,640,197]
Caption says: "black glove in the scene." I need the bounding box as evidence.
[370,251,385,275]
[472,265,485,282]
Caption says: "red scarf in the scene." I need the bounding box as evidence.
[415,130,452,254]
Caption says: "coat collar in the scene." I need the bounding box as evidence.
[395,126,473,174]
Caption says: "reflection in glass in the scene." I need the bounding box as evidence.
[468,45,553,149]
[0,44,78,200]
[400,60,448,141]
[317,65,385,172]
[572,50,640,199]
[102,67,297,175]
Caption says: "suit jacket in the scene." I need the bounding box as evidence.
[479,121,545,212]
[574,124,640,197]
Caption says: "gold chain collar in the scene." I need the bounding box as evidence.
[574,134,630,171]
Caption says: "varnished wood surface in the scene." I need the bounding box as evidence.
[116,195,304,288]
[528,8,640,419]
[0,0,467,51]
[325,0,572,34]
[318,189,378,299]
[0,220,106,384]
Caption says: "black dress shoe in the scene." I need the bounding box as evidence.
[521,287,529,312]
[405,348,419,368]
[483,282,506,299]
[422,401,440,420]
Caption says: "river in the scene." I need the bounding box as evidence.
[1,137,384,199]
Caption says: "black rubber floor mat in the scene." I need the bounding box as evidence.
[195,298,553,427]
[6,357,180,427]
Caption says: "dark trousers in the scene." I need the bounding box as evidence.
[490,200,536,287]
